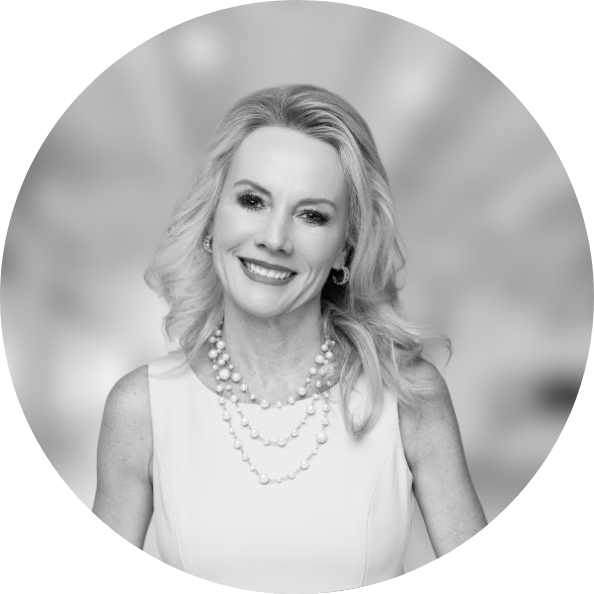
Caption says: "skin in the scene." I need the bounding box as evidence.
[93,126,486,558]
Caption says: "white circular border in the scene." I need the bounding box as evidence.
[1,1,591,592]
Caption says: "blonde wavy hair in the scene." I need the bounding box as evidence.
[145,84,449,436]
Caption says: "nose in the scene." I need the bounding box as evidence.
[254,213,294,254]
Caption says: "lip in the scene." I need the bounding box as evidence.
[239,257,296,274]
[238,257,297,285]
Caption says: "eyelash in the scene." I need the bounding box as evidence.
[235,191,330,226]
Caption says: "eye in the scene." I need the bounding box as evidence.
[298,209,330,226]
[236,191,265,212]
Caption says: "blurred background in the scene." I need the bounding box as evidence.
[1,1,591,575]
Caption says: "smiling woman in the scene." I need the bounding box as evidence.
[92,85,486,593]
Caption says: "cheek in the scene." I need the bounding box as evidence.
[213,210,251,247]
[298,235,342,271]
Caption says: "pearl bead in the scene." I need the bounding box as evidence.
[318,368,326,376]
[242,453,249,461]
[323,404,330,412]
[300,460,310,469]
[222,411,231,421]
[309,366,318,375]
[250,429,259,438]
[216,384,224,393]
[288,472,296,479]
[259,474,269,484]
[208,349,218,359]
[236,406,242,413]
[306,405,315,415]
[276,401,283,408]
[323,391,329,398]
[313,393,319,400]
[315,380,323,388]
[275,477,282,483]
[288,396,296,405]
[250,465,255,471]
[226,384,232,391]
[241,418,249,426]
[231,372,241,383]
[330,340,336,347]
[233,439,242,448]
[291,429,299,437]
[209,336,217,344]
[301,418,307,424]
[221,353,230,361]
[229,428,235,434]
[321,344,329,352]
[217,357,225,367]
[249,393,257,401]
[240,383,248,392]
[260,399,270,409]
[305,377,310,384]
[218,397,226,405]
[322,417,329,426]
[326,380,332,387]
[216,340,225,350]
[297,386,307,396]
[228,364,234,371]
[214,329,222,337]
[277,437,287,447]
[312,448,318,455]
[219,368,230,381]
[316,432,328,444]
[230,394,238,403]
[212,364,219,371]
[263,438,271,446]
[314,355,325,365]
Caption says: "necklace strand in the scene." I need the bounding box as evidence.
[208,328,336,408]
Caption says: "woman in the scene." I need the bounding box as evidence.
[93,84,487,593]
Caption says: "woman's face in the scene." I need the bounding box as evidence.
[211,126,349,321]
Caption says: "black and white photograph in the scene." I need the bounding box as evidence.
[1,2,592,593]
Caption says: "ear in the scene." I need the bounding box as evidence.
[331,244,349,270]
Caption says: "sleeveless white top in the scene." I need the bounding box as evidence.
[149,353,413,593]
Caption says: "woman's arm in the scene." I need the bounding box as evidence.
[399,360,487,557]
[92,366,153,549]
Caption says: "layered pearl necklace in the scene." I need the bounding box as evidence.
[207,327,336,485]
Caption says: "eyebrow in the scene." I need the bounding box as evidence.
[233,179,338,210]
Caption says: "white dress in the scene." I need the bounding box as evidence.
[149,353,413,593]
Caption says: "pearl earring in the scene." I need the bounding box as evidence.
[332,265,350,286]
[203,234,213,254]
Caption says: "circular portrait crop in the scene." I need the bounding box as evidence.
[1,2,592,593]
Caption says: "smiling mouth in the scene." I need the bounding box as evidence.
[239,258,296,281]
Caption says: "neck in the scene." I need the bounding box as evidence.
[221,302,326,375]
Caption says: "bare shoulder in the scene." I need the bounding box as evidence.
[98,366,153,481]
[397,358,459,469]
[103,366,151,434]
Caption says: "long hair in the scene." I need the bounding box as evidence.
[145,84,449,435]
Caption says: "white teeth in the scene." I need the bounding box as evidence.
[244,261,291,280]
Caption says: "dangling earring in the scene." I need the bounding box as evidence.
[203,234,213,254]
[332,265,350,286]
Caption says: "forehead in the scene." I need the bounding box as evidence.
[227,127,346,199]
